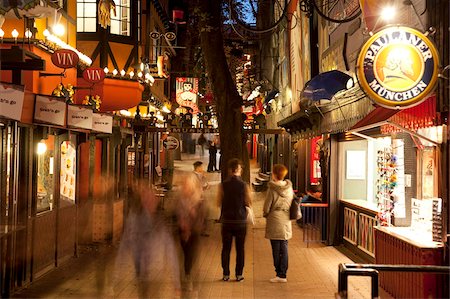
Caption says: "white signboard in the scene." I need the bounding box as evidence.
[34,95,66,126]
[346,150,366,180]
[67,105,93,130]
[92,113,113,134]
[0,83,25,121]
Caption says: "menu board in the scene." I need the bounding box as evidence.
[92,113,113,133]
[34,95,66,126]
[60,141,76,203]
[67,105,93,130]
[432,198,443,242]
[0,83,25,121]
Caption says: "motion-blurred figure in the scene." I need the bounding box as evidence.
[114,181,180,298]
[176,163,208,292]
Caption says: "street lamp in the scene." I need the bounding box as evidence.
[381,6,396,21]
[53,23,65,36]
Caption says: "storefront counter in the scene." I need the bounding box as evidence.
[375,227,445,298]
[339,199,378,262]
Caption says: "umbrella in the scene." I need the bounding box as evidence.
[301,70,353,104]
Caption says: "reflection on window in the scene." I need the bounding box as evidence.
[60,141,76,206]
[111,0,131,36]
[37,136,55,213]
[77,0,97,32]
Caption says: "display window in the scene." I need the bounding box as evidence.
[338,126,443,243]
[36,136,55,213]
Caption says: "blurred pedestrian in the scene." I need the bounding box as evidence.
[217,158,251,282]
[207,141,218,172]
[176,163,208,291]
[114,181,180,298]
[263,164,294,283]
[197,133,207,157]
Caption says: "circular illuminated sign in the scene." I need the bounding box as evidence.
[356,26,439,109]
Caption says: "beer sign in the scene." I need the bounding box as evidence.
[51,49,79,69]
[357,26,439,109]
[83,67,106,83]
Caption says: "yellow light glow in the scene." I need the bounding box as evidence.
[381,6,396,21]
[0,29,5,38]
[37,142,47,155]
[25,29,32,38]
[104,67,109,74]
[53,24,65,36]
[11,29,19,38]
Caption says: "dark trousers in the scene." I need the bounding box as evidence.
[180,234,200,277]
[270,239,288,278]
[208,153,217,171]
[221,224,246,276]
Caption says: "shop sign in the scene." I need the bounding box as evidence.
[34,95,66,126]
[67,105,93,130]
[83,67,106,83]
[0,83,24,121]
[357,26,439,109]
[163,136,179,150]
[92,113,113,134]
[310,136,322,185]
[51,49,79,69]
[176,77,199,114]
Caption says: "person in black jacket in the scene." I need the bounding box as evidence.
[207,141,218,172]
[217,159,252,282]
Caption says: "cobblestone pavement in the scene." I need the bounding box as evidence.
[12,154,391,299]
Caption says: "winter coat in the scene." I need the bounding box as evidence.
[263,179,294,240]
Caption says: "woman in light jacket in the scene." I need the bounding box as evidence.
[263,164,294,283]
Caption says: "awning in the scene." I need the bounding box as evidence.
[76,78,144,112]
[277,110,319,134]
[301,70,353,104]
[350,106,399,131]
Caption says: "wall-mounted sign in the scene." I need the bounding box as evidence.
[34,95,66,126]
[51,49,79,69]
[67,105,93,130]
[83,67,106,83]
[0,83,24,121]
[357,26,439,109]
[176,77,199,114]
[163,136,179,150]
[92,113,113,133]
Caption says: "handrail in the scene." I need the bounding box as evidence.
[300,203,329,208]
[337,263,450,299]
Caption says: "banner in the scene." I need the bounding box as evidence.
[0,83,24,121]
[67,105,93,130]
[92,113,113,133]
[34,95,66,126]
[175,77,199,114]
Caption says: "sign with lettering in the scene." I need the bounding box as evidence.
[83,67,106,83]
[92,113,113,134]
[175,77,199,114]
[67,105,93,130]
[356,26,439,109]
[34,95,66,126]
[163,136,180,150]
[51,49,79,69]
[0,83,24,121]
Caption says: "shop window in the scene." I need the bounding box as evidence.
[37,136,55,213]
[110,0,131,36]
[77,0,97,32]
[60,141,76,206]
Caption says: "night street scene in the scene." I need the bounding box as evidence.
[0,0,449,298]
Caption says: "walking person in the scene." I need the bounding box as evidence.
[217,159,252,282]
[263,164,294,283]
[197,133,207,157]
[176,162,208,291]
